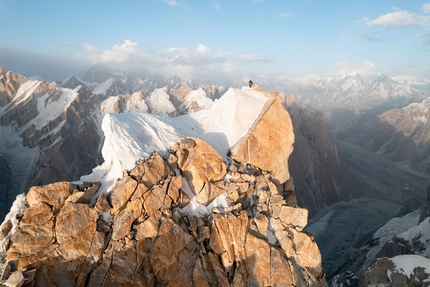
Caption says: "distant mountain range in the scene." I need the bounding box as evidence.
[286,73,428,129]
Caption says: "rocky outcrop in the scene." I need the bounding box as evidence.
[166,83,193,107]
[230,86,294,186]
[175,138,226,205]
[329,188,430,287]
[327,209,422,286]
[0,68,28,107]
[0,136,327,286]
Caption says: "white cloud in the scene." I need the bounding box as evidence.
[160,44,227,66]
[87,40,139,63]
[423,3,430,13]
[336,61,376,76]
[213,2,221,10]
[74,40,275,73]
[2,39,278,83]
[366,7,430,27]
[163,0,177,6]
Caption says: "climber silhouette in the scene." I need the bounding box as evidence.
[248,79,254,88]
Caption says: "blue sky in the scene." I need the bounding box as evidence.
[1,0,430,81]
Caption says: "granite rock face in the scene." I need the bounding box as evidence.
[0,133,327,286]
[230,87,295,186]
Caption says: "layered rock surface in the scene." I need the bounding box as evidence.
[0,136,327,286]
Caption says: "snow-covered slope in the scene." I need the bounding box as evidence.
[146,88,177,117]
[81,87,268,201]
[179,87,213,114]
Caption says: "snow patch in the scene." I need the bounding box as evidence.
[391,255,430,279]
[93,78,115,95]
[128,92,149,113]
[396,217,430,258]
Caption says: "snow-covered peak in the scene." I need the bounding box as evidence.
[147,88,177,117]
[179,87,213,114]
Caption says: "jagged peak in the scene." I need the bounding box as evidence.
[0,66,7,74]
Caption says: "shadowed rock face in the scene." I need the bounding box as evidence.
[286,97,360,217]
[336,97,430,174]
[0,134,327,286]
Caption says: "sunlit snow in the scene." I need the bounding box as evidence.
[80,87,268,215]
[12,80,39,105]
[147,88,176,117]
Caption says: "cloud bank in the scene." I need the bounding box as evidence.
[366,6,430,28]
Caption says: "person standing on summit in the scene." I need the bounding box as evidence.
[248,79,254,88]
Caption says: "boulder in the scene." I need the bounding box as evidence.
[26,182,75,211]
[176,138,226,202]
[108,176,138,214]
